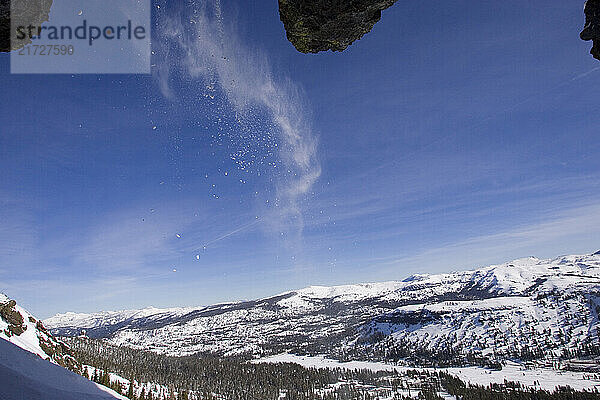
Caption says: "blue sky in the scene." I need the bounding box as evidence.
[1,0,600,318]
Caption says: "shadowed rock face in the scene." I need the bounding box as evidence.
[581,0,600,60]
[0,0,53,53]
[0,300,26,336]
[279,0,397,53]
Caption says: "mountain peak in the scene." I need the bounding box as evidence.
[402,273,430,282]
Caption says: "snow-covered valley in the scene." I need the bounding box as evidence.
[4,252,600,399]
[256,353,600,392]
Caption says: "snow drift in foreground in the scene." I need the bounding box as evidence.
[0,329,126,400]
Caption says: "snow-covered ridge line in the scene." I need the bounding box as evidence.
[44,251,600,362]
[48,252,599,320]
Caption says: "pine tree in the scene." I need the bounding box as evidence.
[101,370,110,386]
[127,378,135,399]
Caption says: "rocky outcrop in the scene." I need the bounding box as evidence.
[0,0,53,53]
[279,0,397,53]
[0,299,26,336]
[0,294,80,372]
[581,0,600,59]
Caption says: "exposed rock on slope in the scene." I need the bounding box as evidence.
[0,294,125,399]
[278,0,397,53]
[0,293,79,371]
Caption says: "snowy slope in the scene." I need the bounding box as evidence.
[0,293,49,359]
[0,338,127,400]
[0,294,126,400]
[46,252,600,363]
[362,253,600,361]
[0,293,80,370]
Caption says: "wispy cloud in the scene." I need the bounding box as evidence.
[0,192,41,268]
[374,202,600,278]
[74,205,187,271]
[154,1,320,237]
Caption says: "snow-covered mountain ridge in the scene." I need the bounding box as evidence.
[45,252,600,364]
